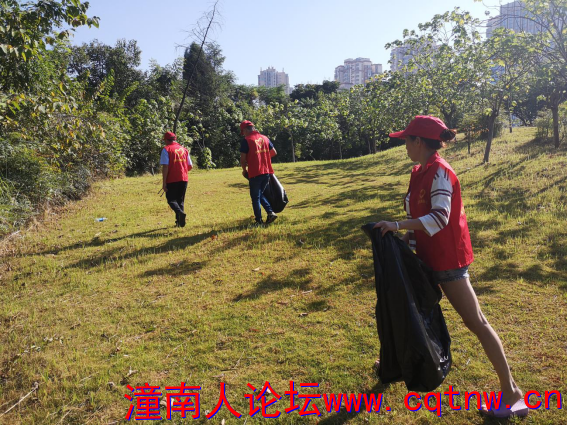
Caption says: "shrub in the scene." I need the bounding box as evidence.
[535,104,567,143]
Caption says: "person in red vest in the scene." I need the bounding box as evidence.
[239,120,278,225]
[374,116,527,418]
[160,131,192,227]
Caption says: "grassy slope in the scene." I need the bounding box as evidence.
[0,128,566,425]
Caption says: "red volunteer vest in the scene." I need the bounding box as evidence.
[406,152,474,271]
[245,131,274,179]
[164,142,191,183]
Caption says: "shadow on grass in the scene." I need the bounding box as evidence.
[227,181,248,190]
[516,135,567,155]
[281,157,414,187]
[46,134,567,295]
[63,224,251,271]
[468,218,567,286]
[30,227,171,256]
[140,260,208,278]
[233,268,312,302]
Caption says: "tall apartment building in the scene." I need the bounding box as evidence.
[334,58,382,89]
[390,46,413,72]
[258,67,291,95]
[486,0,541,38]
[390,43,438,72]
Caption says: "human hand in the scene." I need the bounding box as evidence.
[162,183,168,193]
[373,221,398,236]
[242,170,249,179]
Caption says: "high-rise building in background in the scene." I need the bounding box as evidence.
[486,0,541,38]
[334,58,382,90]
[389,43,439,72]
[390,46,413,72]
[258,67,291,95]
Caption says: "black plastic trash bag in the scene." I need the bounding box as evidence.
[362,223,452,392]
[264,174,289,213]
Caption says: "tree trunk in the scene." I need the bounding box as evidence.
[483,114,497,163]
[442,109,454,130]
[173,2,218,133]
[508,99,513,133]
[290,133,296,163]
[551,104,560,149]
[370,137,377,154]
[339,142,343,160]
[508,111,513,133]
[467,130,471,156]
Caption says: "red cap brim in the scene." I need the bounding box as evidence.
[389,130,406,139]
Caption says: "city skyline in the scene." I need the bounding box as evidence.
[258,67,291,94]
[70,0,503,87]
[334,58,383,89]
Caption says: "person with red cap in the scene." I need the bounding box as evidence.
[160,131,192,227]
[373,116,527,418]
[239,120,278,225]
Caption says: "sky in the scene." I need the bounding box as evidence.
[70,0,502,87]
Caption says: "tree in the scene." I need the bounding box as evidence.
[173,0,219,134]
[386,9,485,129]
[519,0,567,147]
[480,29,535,162]
[179,42,236,168]
[0,0,99,92]
[67,39,144,103]
[290,81,339,102]
[257,85,288,105]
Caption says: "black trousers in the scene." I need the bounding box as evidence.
[166,181,187,215]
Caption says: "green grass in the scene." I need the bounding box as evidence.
[1,127,566,424]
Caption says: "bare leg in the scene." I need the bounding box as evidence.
[440,277,523,406]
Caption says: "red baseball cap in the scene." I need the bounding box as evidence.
[240,120,254,135]
[163,131,176,141]
[389,116,448,141]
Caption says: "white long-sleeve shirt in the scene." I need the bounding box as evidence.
[405,165,454,250]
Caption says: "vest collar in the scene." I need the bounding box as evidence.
[417,151,440,174]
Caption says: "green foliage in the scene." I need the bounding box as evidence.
[0,0,99,92]
[3,0,567,233]
[3,127,567,425]
[125,97,188,174]
[386,9,485,129]
[535,103,567,141]
[196,146,215,169]
[68,39,144,104]
[290,80,340,101]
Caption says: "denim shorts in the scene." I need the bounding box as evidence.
[432,265,470,284]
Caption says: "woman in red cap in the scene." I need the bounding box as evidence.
[374,116,527,417]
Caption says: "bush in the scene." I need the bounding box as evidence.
[535,111,553,139]
[0,177,32,233]
[196,147,216,170]
[0,139,97,234]
[0,142,59,204]
[535,105,567,142]
[125,98,190,175]
[459,112,503,141]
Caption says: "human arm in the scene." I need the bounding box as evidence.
[162,165,168,192]
[267,139,277,158]
[374,166,453,237]
[240,139,249,178]
[160,148,169,192]
[373,219,426,237]
[240,153,248,178]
